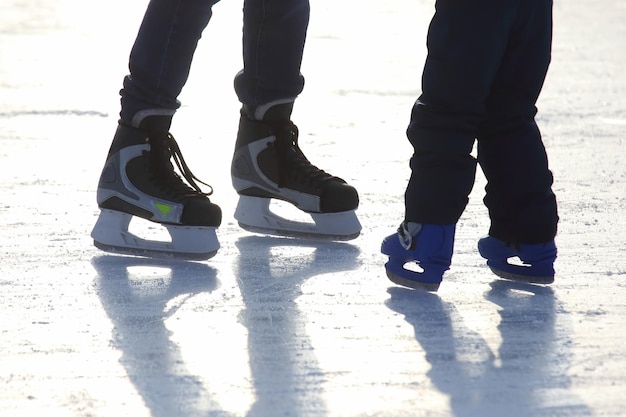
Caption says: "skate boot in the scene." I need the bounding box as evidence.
[91,119,222,260]
[478,236,556,284]
[381,222,455,291]
[231,101,361,240]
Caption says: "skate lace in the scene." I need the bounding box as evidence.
[147,133,213,198]
[397,222,414,250]
[270,121,337,189]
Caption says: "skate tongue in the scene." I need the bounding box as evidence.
[244,101,294,121]
[137,115,173,133]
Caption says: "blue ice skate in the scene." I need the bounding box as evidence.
[381,222,455,292]
[478,236,557,284]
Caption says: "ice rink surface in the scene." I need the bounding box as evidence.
[1,0,625,416]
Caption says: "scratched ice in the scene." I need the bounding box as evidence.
[1,0,625,416]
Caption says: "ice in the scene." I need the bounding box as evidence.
[1,0,625,416]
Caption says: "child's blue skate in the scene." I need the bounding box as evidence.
[381,222,455,292]
[478,236,557,284]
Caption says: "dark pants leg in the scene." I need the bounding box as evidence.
[478,0,557,243]
[120,0,217,125]
[405,0,557,243]
[120,0,310,125]
[234,0,310,106]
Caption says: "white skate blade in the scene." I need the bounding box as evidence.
[91,209,219,260]
[234,196,361,241]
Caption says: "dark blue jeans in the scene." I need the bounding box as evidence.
[404,0,558,244]
[120,0,310,126]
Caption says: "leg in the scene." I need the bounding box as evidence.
[120,0,218,126]
[477,0,558,244]
[476,0,558,283]
[231,0,360,240]
[405,0,521,224]
[384,0,520,289]
[93,0,222,259]
[234,0,310,106]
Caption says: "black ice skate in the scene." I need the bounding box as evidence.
[91,122,222,260]
[231,103,360,240]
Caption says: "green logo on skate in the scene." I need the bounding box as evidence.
[155,202,173,216]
